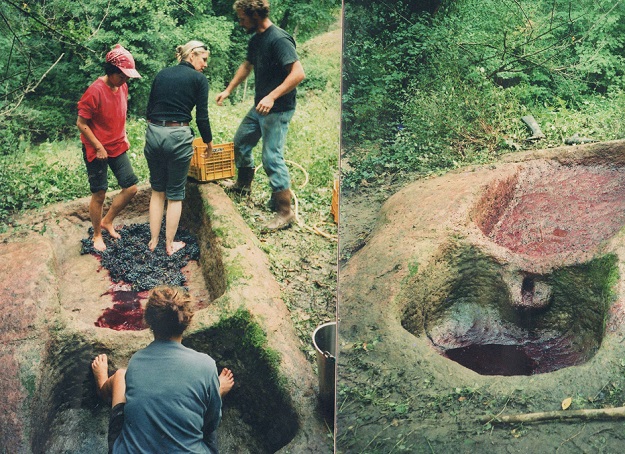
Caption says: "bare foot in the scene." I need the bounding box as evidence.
[166,241,186,256]
[93,234,107,252]
[92,354,109,399]
[148,238,159,252]
[101,222,121,240]
[219,368,234,397]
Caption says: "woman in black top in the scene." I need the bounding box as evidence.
[144,40,213,255]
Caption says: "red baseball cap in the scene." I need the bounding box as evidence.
[105,44,141,78]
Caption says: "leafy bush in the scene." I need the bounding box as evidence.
[342,0,625,187]
[0,0,337,146]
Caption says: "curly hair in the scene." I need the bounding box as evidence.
[233,0,270,19]
[144,286,194,339]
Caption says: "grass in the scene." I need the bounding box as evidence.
[343,83,625,191]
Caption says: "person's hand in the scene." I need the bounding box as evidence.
[216,90,230,106]
[203,141,214,158]
[255,96,274,115]
[95,146,108,160]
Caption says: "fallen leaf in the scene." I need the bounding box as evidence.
[562,397,572,410]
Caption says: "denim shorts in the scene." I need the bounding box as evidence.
[82,146,139,193]
[144,123,194,200]
[233,108,295,193]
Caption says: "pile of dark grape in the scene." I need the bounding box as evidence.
[81,222,200,291]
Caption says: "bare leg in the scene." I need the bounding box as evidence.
[148,190,166,251]
[90,191,107,251]
[101,185,138,239]
[92,354,127,407]
[219,368,234,397]
[165,199,185,256]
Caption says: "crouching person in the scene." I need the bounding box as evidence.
[92,286,234,453]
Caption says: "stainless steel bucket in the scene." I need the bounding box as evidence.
[312,321,336,420]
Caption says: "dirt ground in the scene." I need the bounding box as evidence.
[337,142,625,454]
[226,185,338,365]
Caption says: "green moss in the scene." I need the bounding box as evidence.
[18,345,42,401]
[544,253,619,348]
[201,198,214,218]
[402,260,419,283]
[225,255,249,289]
[401,240,618,348]
[212,226,227,240]
[401,241,511,334]
[213,309,284,384]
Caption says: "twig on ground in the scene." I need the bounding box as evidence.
[556,424,586,453]
[480,406,625,424]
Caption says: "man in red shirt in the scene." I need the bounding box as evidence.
[77,45,141,251]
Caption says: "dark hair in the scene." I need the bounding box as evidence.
[104,62,123,76]
[234,0,270,19]
[144,286,194,339]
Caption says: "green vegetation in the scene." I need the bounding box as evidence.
[0,8,340,229]
[342,0,625,188]
[0,0,340,149]
[210,308,284,380]
[338,343,625,452]
[546,253,619,344]
[225,254,249,288]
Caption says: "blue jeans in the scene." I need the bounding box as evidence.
[233,107,295,192]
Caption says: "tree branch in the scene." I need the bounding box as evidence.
[481,406,625,425]
[3,0,95,52]
[0,53,65,117]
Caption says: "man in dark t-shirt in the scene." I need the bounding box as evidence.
[216,0,305,231]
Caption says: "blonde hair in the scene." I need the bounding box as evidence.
[175,40,210,63]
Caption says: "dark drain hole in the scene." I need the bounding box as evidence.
[445,344,538,376]
[521,276,535,306]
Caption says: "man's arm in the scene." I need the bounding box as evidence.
[76,116,108,160]
[215,61,253,105]
[255,60,305,115]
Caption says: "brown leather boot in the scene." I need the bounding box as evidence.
[223,167,255,195]
[264,189,295,231]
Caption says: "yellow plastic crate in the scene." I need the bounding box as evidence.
[188,138,235,182]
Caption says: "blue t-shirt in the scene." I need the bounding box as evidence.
[113,340,221,454]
